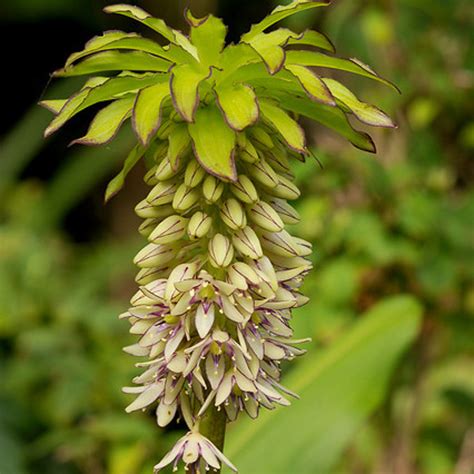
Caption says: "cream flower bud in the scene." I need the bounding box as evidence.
[265,147,292,174]
[220,198,247,230]
[136,266,168,285]
[237,133,259,163]
[187,211,212,239]
[227,262,261,290]
[232,226,263,260]
[149,215,187,244]
[268,198,301,224]
[147,181,178,206]
[230,174,259,204]
[249,126,274,149]
[208,234,234,268]
[184,160,205,187]
[138,218,158,238]
[144,166,158,185]
[203,175,224,203]
[293,237,313,257]
[135,201,174,220]
[248,158,279,188]
[133,243,177,268]
[260,229,301,257]
[268,175,301,200]
[248,201,285,232]
[172,183,200,212]
[155,158,175,181]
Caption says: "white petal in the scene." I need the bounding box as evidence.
[153,438,185,471]
[156,399,177,427]
[183,438,199,464]
[234,371,257,393]
[168,351,187,373]
[208,440,238,472]
[215,373,233,406]
[200,440,221,469]
[205,354,225,390]
[195,304,215,338]
[220,296,244,323]
[125,383,162,413]
[165,328,185,361]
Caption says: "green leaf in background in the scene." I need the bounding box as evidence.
[104,145,145,203]
[226,296,422,473]
[286,29,335,52]
[188,105,236,181]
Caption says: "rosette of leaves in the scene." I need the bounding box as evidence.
[41,1,397,472]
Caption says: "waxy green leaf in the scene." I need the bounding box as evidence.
[188,105,237,181]
[66,34,178,67]
[55,51,171,77]
[71,97,134,146]
[187,11,227,67]
[216,84,259,131]
[105,144,145,202]
[167,123,191,170]
[217,44,261,82]
[259,100,306,153]
[323,78,396,128]
[286,50,400,92]
[104,4,199,60]
[170,64,210,122]
[44,75,164,137]
[132,82,170,146]
[39,99,68,114]
[285,64,335,105]
[277,93,376,152]
[103,4,177,44]
[245,29,296,74]
[286,29,335,52]
[242,0,331,42]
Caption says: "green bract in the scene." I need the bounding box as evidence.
[42,2,397,473]
[42,0,396,186]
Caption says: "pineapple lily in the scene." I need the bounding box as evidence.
[41,1,397,472]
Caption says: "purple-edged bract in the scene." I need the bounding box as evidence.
[42,1,397,472]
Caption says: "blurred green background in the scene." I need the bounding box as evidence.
[0,1,473,473]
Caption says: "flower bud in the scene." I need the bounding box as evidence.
[230,175,259,204]
[135,201,174,219]
[259,230,301,257]
[232,226,263,260]
[155,158,175,181]
[268,198,300,224]
[184,160,205,187]
[156,120,172,140]
[267,176,301,200]
[249,126,274,149]
[248,159,279,188]
[144,166,158,185]
[134,243,177,268]
[248,201,284,232]
[172,183,200,212]
[149,215,187,244]
[227,262,261,290]
[139,218,158,238]
[208,234,234,268]
[147,181,178,206]
[187,212,212,239]
[203,175,224,203]
[265,146,292,174]
[237,133,259,163]
[220,198,247,230]
[293,237,312,257]
[136,266,169,285]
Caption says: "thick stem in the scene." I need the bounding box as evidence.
[199,404,227,456]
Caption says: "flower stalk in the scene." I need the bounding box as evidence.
[42,1,396,472]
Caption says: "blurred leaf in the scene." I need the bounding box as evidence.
[227,296,422,473]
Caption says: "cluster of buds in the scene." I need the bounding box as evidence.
[42,1,396,471]
[123,126,312,472]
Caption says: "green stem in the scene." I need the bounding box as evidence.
[199,405,227,461]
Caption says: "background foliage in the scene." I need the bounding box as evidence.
[0,0,472,473]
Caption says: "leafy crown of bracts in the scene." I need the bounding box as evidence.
[42,0,397,196]
[41,1,397,473]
